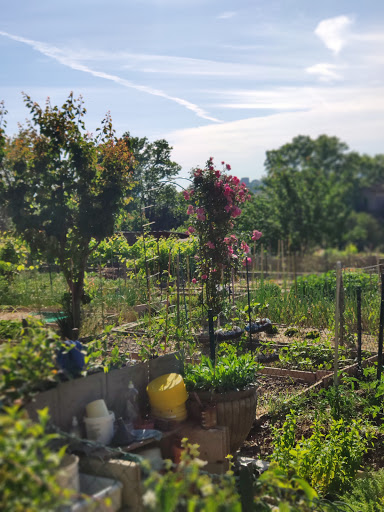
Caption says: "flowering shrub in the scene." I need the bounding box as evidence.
[184,158,257,313]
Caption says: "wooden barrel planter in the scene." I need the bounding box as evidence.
[188,385,257,453]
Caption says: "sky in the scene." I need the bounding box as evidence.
[1,0,384,180]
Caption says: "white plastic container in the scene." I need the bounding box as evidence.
[85,399,109,418]
[56,454,80,492]
[66,473,122,512]
[84,411,115,445]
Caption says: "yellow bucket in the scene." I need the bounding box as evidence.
[151,403,187,421]
[147,373,188,413]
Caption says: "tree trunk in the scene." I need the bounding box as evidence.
[72,280,84,331]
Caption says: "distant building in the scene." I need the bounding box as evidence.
[240,177,261,193]
[359,186,384,218]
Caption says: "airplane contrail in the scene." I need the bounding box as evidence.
[0,30,221,123]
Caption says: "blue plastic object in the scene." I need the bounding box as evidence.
[57,340,85,376]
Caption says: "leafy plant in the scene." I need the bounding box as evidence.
[270,413,371,496]
[183,351,261,393]
[142,438,241,511]
[0,323,62,406]
[277,339,349,372]
[285,327,299,337]
[0,406,69,512]
[340,469,384,512]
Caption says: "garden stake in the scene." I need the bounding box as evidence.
[245,256,253,349]
[208,308,215,363]
[99,257,105,329]
[333,261,342,386]
[164,249,172,350]
[179,249,188,323]
[376,273,384,381]
[357,286,362,378]
[176,251,180,327]
[186,256,192,322]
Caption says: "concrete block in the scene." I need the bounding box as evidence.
[57,372,107,431]
[79,456,142,512]
[177,424,230,462]
[25,387,60,425]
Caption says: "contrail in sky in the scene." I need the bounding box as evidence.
[0,30,221,123]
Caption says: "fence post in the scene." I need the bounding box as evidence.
[245,257,253,348]
[357,287,362,378]
[377,273,384,381]
[208,309,215,363]
[334,262,342,386]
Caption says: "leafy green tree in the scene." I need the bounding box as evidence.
[259,135,361,251]
[121,133,186,231]
[343,211,384,251]
[0,93,134,331]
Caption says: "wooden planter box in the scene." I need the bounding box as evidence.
[188,385,257,453]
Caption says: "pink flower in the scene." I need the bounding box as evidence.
[221,161,225,165]
[194,168,202,177]
[224,237,231,244]
[241,241,250,254]
[252,230,263,241]
[226,164,231,170]
[243,257,252,266]
[206,241,215,249]
[228,246,234,255]
[188,226,195,234]
[196,207,206,221]
[194,254,200,260]
[224,204,231,213]
[231,206,242,218]
[187,205,195,215]
[201,274,208,280]
[183,190,190,201]
[232,176,240,185]
[211,268,217,273]
[192,278,197,284]
[215,170,221,178]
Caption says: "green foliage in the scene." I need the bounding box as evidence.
[270,413,370,496]
[183,351,260,393]
[293,270,378,300]
[186,158,253,313]
[0,406,68,512]
[143,439,241,511]
[340,469,384,511]
[284,327,299,337]
[0,322,61,405]
[278,339,349,372]
[84,327,132,373]
[1,93,134,330]
[121,132,185,231]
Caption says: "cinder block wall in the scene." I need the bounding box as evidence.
[26,352,183,431]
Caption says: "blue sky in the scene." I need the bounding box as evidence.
[1,0,384,179]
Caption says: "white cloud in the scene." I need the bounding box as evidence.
[217,11,236,20]
[0,30,221,123]
[306,63,343,82]
[167,85,384,179]
[314,15,353,54]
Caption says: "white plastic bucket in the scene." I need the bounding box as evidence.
[84,411,115,445]
[56,453,80,492]
[85,399,109,418]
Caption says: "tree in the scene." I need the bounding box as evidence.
[0,93,134,332]
[260,135,361,251]
[121,133,185,231]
